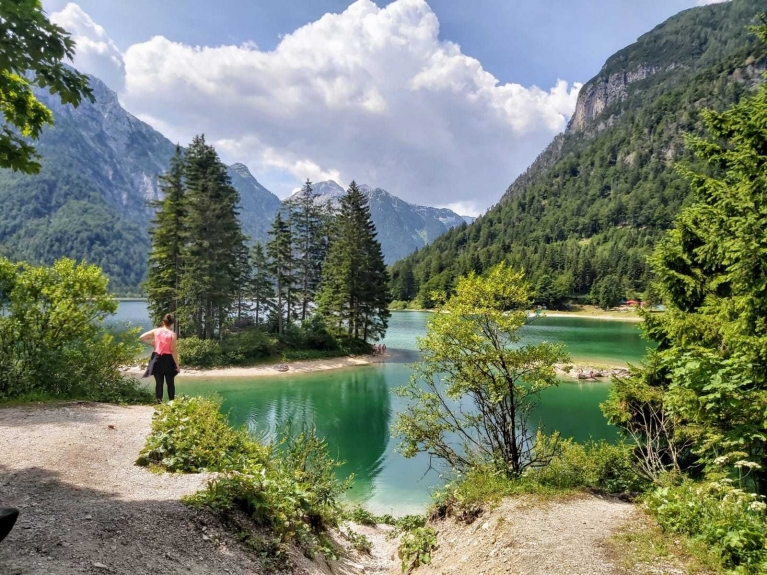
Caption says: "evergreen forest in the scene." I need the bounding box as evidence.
[145,139,390,366]
[390,0,767,308]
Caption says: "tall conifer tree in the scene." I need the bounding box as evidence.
[249,242,274,325]
[290,179,328,321]
[318,181,390,341]
[178,135,246,339]
[146,145,185,330]
[267,212,294,335]
[234,241,253,321]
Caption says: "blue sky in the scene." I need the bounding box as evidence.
[44,0,724,214]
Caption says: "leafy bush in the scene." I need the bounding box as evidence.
[0,257,151,404]
[397,527,437,572]
[395,515,427,532]
[535,437,648,493]
[342,528,372,554]
[177,337,224,368]
[137,396,267,471]
[347,505,378,526]
[219,329,276,364]
[139,397,351,562]
[646,478,767,573]
[177,323,370,368]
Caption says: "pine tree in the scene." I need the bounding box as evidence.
[318,181,390,341]
[234,241,253,321]
[289,179,328,321]
[249,242,274,325]
[146,145,185,331]
[267,212,295,335]
[178,135,246,339]
[360,220,390,341]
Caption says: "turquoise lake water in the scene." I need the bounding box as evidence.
[112,302,649,513]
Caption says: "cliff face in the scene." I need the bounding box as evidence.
[567,65,662,133]
[36,74,177,216]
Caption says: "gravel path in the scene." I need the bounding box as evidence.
[0,403,398,575]
[0,402,652,575]
[0,402,267,575]
[414,496,636,575]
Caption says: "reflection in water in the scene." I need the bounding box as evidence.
[184,367,392,504]
[119,303,648,513]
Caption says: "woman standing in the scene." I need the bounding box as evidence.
[140,314,180,403]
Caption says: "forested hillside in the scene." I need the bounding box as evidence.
[0,74,175,293]
[0,75,282,294]
[390,0,767,306]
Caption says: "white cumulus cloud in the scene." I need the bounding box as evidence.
[52,0,582,211]
[50,3,125,91]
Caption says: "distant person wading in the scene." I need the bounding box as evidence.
[140,314,180,403]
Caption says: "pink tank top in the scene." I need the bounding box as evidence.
[154,328,174,355]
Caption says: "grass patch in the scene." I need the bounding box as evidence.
[608,512,725,575]
[0,378,153,407]
[431,437,646,523]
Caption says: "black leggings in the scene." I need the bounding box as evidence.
[153,354,177,401]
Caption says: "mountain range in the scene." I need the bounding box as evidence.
[390,0,767,304]
[0,73,466,291]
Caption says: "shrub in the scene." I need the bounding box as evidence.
[536,437,647,493]
[177,337,223,368]
[140,397,351,562]
[342,528,372,554]
[395,515,427,532]
[300,315,338,351]
[137,396,267,471]
[220,329,276,364]
[0,258,150,404]
[397,527,437,572]
[645,478,767,573]
[177,323,368,368]
[187,431,349,558]
[347,505,378,526]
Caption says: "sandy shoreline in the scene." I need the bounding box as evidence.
[124,352,390,379]
[541,311,643,322]
[123,351,635,381]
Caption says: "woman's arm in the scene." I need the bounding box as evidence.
[139,328,156,345]
[171,333,180,370]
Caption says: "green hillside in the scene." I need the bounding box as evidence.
[390,0,767,306]
[0,74,283,294]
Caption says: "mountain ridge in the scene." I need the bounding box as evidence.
[390,0,767,304]
[286,180,471,264]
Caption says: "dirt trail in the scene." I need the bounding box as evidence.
[0,403,673,575]
[0,403,394,575]
[414,496,637,575]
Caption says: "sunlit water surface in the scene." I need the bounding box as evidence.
[112,303,649,513]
